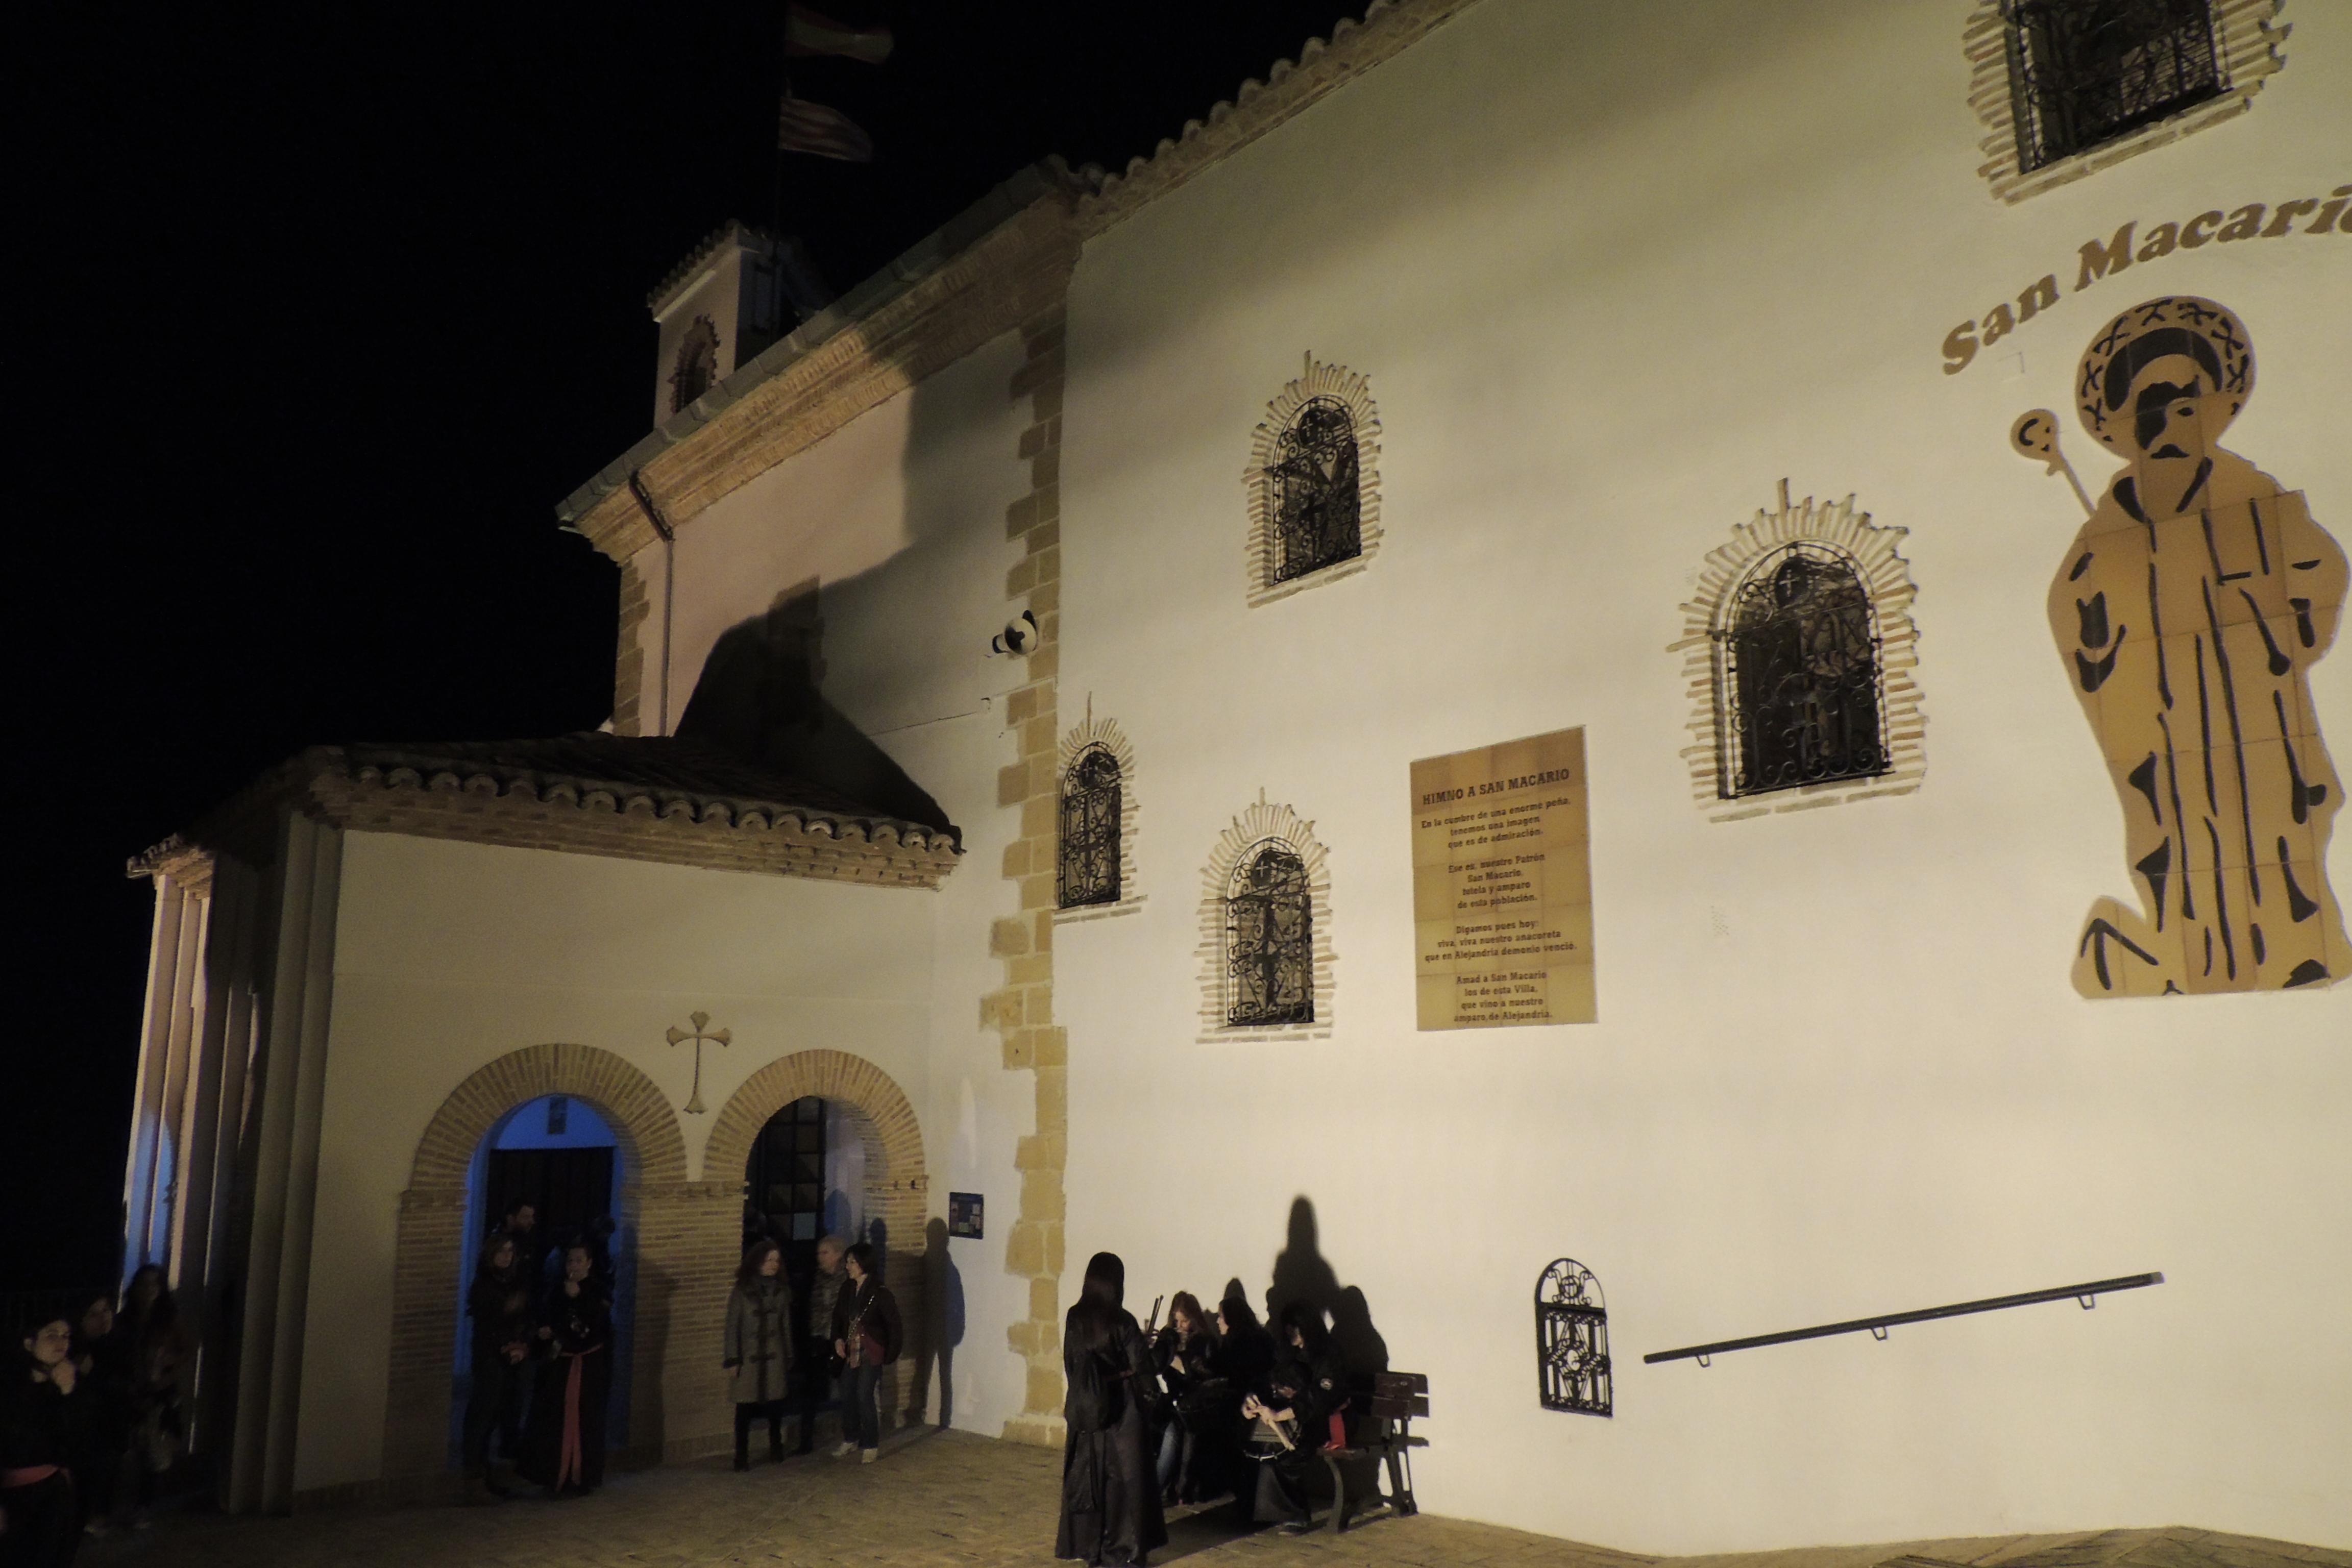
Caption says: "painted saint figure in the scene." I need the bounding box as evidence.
[2037,296,2346,995]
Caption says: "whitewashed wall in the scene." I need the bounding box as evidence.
[1054,0,2350,1555]
[625,332,1043,1440]
[294,831,938,1491]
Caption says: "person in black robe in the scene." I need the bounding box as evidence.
[1055,1253,1166,1566]
[518,1243,611,1497]
[1187,1293,1273,1505]
[2,1318,84,1568]
[1241,1301,1348,1533]
[65,1293,130,1533]
[462,1233,534,1500]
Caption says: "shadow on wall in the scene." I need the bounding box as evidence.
[1264,1196,1389,1382]
[676,581,955,837]
[906,1217,965,1429]
[625,1255,675,1467]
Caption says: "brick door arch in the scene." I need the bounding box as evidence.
[380,1043,688,1494]
[704,1050,930,1429]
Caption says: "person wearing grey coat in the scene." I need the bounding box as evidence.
[724,1240,795,1470]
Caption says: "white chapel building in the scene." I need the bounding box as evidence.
[119,0,2348,1550]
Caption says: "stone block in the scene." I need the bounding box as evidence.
[1031,380,1064,421]
[1022,716,1055,756]
[1002,1030,1034,1070]
[1014,1132,1066,1171]
[1004,494,1038,538]
[1019,1167,1066,1223]
[1029,1275,1060,1319]
[1031,577,1060,616]
[1026,519,1061,555]
[1003,1220,1046,1276]
[997,763,1030,808]
[1018,873,1054,912]
[989,917,1031,957]
[1001,840,1030,878]
[1031,1026,1067,1066]
[1035,1067,1067,1135]
[1010,954,1050,985]
[1028,645,1060,681]
[1006,687,1037,724]
[1033,912,1054,952]
[1006,558,1037,597]
[1032,446,1061,490]
[1023,1363,1066,1417]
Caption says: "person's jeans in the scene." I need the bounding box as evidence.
[845,1363,884,1451]
[463,1351,524,1471]
[1157,1418,1185,1492]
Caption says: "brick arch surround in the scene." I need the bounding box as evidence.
[379,1044,691,1497]
[704,1050,931,1428]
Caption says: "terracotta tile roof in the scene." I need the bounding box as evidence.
[131,733,963,890]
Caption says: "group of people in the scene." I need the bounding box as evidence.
[1057,1253,1353,1566]
[460,1200,622,1502]
[722,1234,902,1471]
[463,1209,909,1501]
[3,1266,193,1567]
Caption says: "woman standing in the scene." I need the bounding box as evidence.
[462,1234,533,1501]
[115,1267,189,1529]
[1055,1253,1166,1567]
[66,1295,130,1533]
[519,1244,611,1498]
[723,1240,795,1471]
[828,1242,900,1464]
[2,1318,83,1568]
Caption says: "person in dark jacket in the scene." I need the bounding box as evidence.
[1055,1253,1166,1567]
[462,1233,534,1501]
[1241,1302,1348,1532]
[828,1242,901,1463]
[798,1234,847,1454]
[518,1244,611,1497]
[113,1267,188,1529]
[1149,1292,1215,1505]
[2,1318,83,1568]
[65,1294,130,1534]
[723,1239,794,1471]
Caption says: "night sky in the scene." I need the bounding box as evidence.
[10,3,1363,1290]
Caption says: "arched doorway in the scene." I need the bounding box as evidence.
[383,1045,685,1497]
[707,1053,929,1434]
[449,1094,634,1462]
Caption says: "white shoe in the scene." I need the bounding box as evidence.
[830,1441,855,1458]
[861,1448,878,1464]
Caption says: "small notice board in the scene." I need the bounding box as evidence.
[1410,726,1597,1028]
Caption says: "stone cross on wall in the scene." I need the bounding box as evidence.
[665,1011,731,1114]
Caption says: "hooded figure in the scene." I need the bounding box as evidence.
[1055,1252,1167,1566]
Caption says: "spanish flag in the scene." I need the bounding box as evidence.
[785,4,893,65]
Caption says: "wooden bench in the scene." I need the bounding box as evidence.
[1317,1370,1427,1533]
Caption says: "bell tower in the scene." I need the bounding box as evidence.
[647,222,829,427]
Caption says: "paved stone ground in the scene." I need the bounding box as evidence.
[79,1429,2348,1568]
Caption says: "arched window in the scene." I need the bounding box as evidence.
[1227,844,1312,1027]
[1269,396,1361,582]
[669,316,719,413]
[1058,746,1121,909]
[1535,1258,1611,1416]
[1718,543,1889,797]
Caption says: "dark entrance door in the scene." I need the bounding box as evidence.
[486,1146,615,1265]
[746,1096,827,1336]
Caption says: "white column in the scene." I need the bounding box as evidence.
[122,873,187,1281]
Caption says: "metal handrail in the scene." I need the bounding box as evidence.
[1644,1272,2162,1367]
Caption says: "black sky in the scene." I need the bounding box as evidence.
[9,2,1364,1290]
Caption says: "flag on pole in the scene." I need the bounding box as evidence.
[785,4,893,65]
[778,94,875,162]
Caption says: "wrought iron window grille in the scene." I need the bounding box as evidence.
[670,316,719,412]
[2002,0,2224,174]
[1057,746,1122,909]
[1226,843,1312,1027]
[1536,1259,1612,1416]
[1268,396,1361,583]
[1714,542,1891,799]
